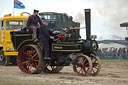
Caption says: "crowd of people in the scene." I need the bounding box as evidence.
[97,47,128,60]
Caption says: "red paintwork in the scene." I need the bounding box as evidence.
[57,34,65,40]
[18,46,39,74]
[73,56,89,76]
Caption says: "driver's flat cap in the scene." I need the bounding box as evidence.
[34,9,39,13]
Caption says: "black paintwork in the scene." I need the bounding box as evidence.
[10,29,33,51]
[85,9,91,40]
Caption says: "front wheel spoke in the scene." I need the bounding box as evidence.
[92,69,95,73]
[93,59,97,63]
[93,63,98,67]
[94,66,98,70]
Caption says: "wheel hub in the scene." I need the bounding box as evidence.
[29,58,34,63]
[0,54,4,62]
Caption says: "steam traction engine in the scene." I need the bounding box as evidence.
[10,9,101,76]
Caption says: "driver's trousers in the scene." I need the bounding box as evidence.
[29,25,40,39]
[40,38,50,58]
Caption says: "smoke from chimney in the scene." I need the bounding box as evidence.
[74,12,85,24]
[95,0,128,39]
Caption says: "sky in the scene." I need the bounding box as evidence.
[0,0,128,40]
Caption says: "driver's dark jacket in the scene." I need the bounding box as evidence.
[39,24,50,40]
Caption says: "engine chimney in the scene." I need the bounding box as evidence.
[85,9,91,40]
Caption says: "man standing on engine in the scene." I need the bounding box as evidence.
[27,9,42,42]
[39,19,54,59]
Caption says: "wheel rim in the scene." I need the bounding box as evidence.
[90,54,101,76]
[0,51,4,63]
[18,45,44,74]
[73,55,92,76]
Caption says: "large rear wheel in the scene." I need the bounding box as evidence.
[18,44,45,74]
[0,50,10,66]
[73,54,92,76]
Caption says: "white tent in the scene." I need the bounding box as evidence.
[99,43,126,49]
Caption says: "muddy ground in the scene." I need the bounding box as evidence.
[0,60,128,85]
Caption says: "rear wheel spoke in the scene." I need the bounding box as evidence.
[32,53,38,59]
[34,55,39,59]
[29,64,33,71]
[32,62,36,69]
[22,61,29,64]
[23,51,30,57]
[30,47,33,55]
[24,56,30,59]
[35,62,38,67]
[33,60,39,62]
[27,62,31,70]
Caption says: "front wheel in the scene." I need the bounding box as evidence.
[18,44,45,74]
[90,54,101,76]
[73,54,92,76]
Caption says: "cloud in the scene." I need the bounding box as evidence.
[93,0,128,39]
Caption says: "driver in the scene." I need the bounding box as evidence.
[39,19,54,59]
